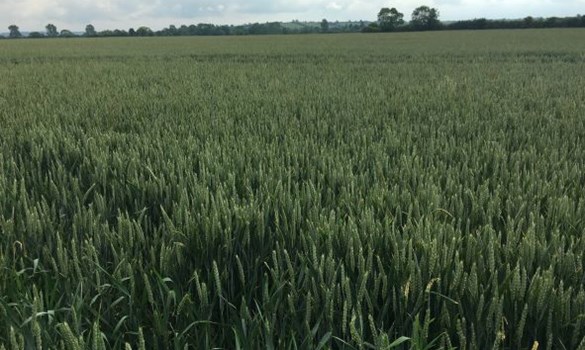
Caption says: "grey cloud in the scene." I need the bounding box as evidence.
[2,0,585,31]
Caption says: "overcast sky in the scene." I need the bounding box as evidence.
[2,0,584,32]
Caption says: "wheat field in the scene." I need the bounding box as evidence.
[1,29,585,349]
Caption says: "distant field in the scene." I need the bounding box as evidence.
[1,29,584,349]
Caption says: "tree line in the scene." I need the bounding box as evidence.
[446,15,585,30]
[2,21,365,39]
[3,6,585,39]
[367,6,440,32]
[369,6,585,32]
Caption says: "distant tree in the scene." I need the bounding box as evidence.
[411,6,440,30]
[177,25,189,35]
[378,7,404,31]
[46,24,58,37]
[158,25,179,36]
[231,25,246,35]
[136,26,153,36]
[128,28,136,36]
[28,32,45,38]
[446,18,488,30]
[113,29,128,36]
[219,25,231,35]
[321,19,329,33]
[59,29,76,38]
[362,22,381,32]
[85,24,97,37]
[188,24,198,35]
[247,22,284,35]
[99,30,114,37]
[8,25,22,38]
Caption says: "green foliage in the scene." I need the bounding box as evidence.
[85,25,97,37]
[28,32,45,39]
[59,30,76,38]
[7,25,22,39]
[135,26,154,37]
[0,30,585,348]
[411,6,441,31]
[378,8,405,31]
[321,19,330,33]
[46,23,58,37]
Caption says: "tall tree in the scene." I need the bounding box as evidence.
[321,19,329,33]
[46,23,58,37]
[85,24,97,37]
[135,27,153,36]
[8,25,22,38]
[59,29,76,38]
[168,25,178,36]
[378,7,404,32]
[411,6,440,30]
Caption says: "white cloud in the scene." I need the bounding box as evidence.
[326,2,343,10]
[1,0,583,31]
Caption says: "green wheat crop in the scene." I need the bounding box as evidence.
[0,29,584,349]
